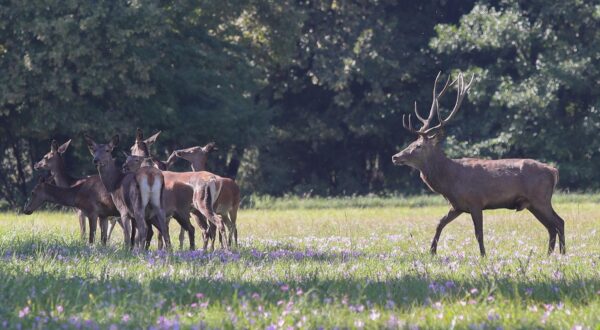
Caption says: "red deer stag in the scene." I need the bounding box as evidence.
[33,139,124,243]
[391,72,565,256]
[84,134,172,250]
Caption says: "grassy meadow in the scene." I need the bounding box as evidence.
[1,196,600,329]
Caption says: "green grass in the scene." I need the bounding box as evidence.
[244,192,600,209]
[1,199,600,329]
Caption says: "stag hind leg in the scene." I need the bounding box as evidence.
[528,204,566,255]
[470,209,486,257]
[430,209,462,255]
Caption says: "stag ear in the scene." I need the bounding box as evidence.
[83,134,96,151]
[429,130,445,145]
[57,139,72,154]
[136,128,143,142]
[51,140,59,152]
[109,135,120,149]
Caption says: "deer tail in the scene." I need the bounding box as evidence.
[202,177,217,219]
[551,167,559,190]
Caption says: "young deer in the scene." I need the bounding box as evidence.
[170,142,241,248]
[84,134,172,250]
[33,139,123,242]
[171,142,218,171]
[392,72,566,256]
[122,154,231,250]
[122,153,197,250]
[23,176,122,245]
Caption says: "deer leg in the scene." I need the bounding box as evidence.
[78,210,86,241]
[229,208,239,248]
[221,213,235,249]
[470,209,486,257]
[173,213,195,250]
[88,216,97,244]
[528,206,563,255]
[99,217,108,246]
[107,218,117,241]
[552,208,566,254]
[155,216,164,250]
[430,209,462,255]
[133,214,147,251]
[146,222,154,250]
[191,209,210,251]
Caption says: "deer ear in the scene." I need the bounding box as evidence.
[51,140,59,152]
[121,151,129,158]
[203,142,217,152]
[83,134,96,151]
[136,128,143,142]
[57,139,71,154]
[144,131,161,146]
[109,135,120,149]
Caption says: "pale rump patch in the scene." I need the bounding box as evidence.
[138,175,150,208]
[150,175,162,208]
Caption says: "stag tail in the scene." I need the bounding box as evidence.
[552,167,559,190]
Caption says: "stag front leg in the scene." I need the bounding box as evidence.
[471,209,486,257]
[430,209,462,255]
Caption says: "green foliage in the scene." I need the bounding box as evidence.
[1,0,600,204]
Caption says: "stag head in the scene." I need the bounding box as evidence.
[34,139,72,171]
[392,72,473,169]
[84,134,120,167]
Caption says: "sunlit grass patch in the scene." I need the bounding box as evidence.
[0,201,599,329]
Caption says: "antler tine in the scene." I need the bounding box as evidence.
[439,72,473,127]
[414,101,427,124]
[403,114,421,135]
[420,72,474,135]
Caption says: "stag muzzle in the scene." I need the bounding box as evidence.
[392,153,405,166]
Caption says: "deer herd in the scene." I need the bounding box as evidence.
[22,71,567,257]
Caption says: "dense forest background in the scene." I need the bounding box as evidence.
[1,0,599,207]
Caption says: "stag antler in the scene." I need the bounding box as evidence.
[402,71,474,136]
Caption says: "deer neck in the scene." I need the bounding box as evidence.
[417,149,457,195]
[42,184,80,208]
[190,159,206,172]
[52,157,78,187]
[97,159,124,193]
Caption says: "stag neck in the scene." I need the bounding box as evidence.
[417,148,458,195]
[97,158,124,193]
